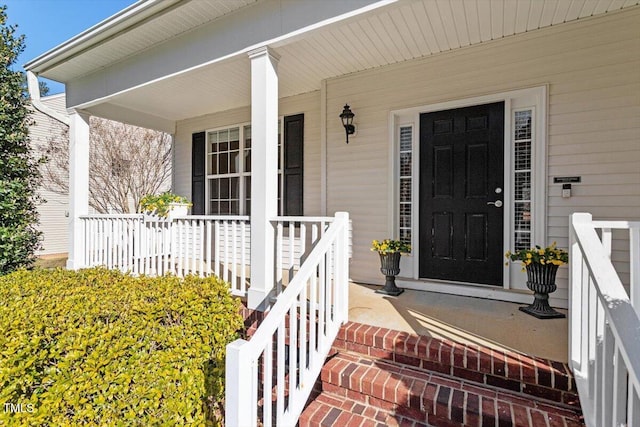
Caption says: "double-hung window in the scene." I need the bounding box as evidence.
[200,114,303,216]
[207,126,251,215]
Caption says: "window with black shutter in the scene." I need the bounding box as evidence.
[194,114,303,216]
[191,131,206,215]
[283,114,304,216]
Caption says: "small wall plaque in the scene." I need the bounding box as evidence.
[553,176,581,184]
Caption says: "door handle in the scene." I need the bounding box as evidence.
[487,200,503,208]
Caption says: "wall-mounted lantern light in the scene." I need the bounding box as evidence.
[339,104,355,144]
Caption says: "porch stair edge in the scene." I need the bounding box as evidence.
[299,322,584,427]
[333,322,580,407]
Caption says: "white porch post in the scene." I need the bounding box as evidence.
[66,110,90,270]
[247,46,280,311]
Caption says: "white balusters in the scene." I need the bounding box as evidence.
[272,216,337,292]
[226,213,350,427]
[79,214,250,296]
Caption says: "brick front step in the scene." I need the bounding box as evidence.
[303,351,584,427]
[300,392,429,427]
[300,391,583,427]
[332,322,579,408]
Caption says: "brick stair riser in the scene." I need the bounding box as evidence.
[302,388,584,427]
[333,323,578,407]
[315,354,583,427]
[300,394,431,427]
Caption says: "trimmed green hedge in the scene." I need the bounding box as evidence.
[0,268,243,426]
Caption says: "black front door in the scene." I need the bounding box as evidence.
[419,102,504,285]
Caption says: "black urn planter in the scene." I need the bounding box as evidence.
[375,252,404,296]
[519,263,565,319]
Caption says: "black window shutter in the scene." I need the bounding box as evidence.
[191,132,206,215]
[283,114,304,216]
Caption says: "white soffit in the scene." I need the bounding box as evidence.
[64,0,640,122]
[277,0,640,97]
[108,56,251,121]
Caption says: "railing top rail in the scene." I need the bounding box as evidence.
[242,215,348,353]
[80,214,143,219]
[172,215,250,221]
[81,214,341,223]
[81,214,251,221]
[591,220,640,229]
[271,216,335,223]
[571,214,640,389]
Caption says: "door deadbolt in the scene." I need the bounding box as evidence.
[487,200,503,208]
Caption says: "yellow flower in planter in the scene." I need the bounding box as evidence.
[505,242,568,267]
[371,239,411,254]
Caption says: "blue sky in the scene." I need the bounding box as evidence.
[5,0,137,94]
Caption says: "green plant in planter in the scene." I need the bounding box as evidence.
[139,192,192,217]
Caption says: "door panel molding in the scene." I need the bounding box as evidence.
[419,102,505,285]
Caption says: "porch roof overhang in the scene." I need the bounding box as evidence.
[25,0,640,133]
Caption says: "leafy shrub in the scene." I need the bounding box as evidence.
[0,268,243,426]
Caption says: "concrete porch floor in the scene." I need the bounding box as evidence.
[348,282,569,363]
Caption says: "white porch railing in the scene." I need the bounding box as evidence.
[225,212,350,427]
[82,214,144,274]
[80,214,251,296]
[80,214,348,299]
[171,215,250,296]
[569,213,640,427]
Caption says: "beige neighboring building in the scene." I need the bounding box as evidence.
[29,93,171,257]
[30,93,68,257]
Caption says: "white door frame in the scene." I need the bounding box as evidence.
[389,86,548,301]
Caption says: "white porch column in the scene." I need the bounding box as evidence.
[66,110,91,270]
[247,46,280,311]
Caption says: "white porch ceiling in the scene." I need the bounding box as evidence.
[28,0,257,79]
[36,0,640,127]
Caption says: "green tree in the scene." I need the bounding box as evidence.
[19,74,49,96]
[39,80,49,96]
[0,5,41,274]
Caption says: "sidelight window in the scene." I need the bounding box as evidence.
[398,125,413,250]
[513,110,532,251]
